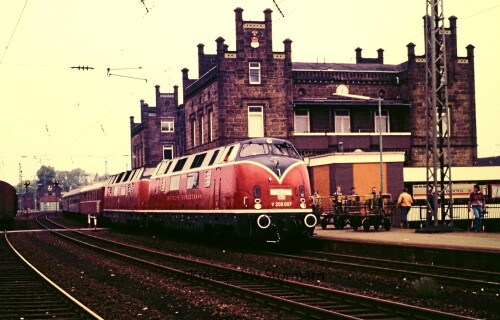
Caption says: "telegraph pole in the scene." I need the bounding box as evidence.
[18,163,22,213]
[425,0,453,227]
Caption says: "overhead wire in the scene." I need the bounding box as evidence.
[0,0,29,65]
[2,1,498,173]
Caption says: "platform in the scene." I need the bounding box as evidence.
[313,226,500,253]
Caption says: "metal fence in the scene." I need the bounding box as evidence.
[408,203,500,222]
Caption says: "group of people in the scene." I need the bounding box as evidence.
[397,184,486,231]
[312,183,486,231]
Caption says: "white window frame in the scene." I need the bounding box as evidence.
[199,114,204,145]
[294,109,310,133]
[191,118,197,147]
[375,110,390,133]
[249,62,261,84]
[334,110,351,133]
[248,106,264,137]
[161,118,175,132]
[163,145,174,160]
[208,110,213,142]
[437,104,451,137]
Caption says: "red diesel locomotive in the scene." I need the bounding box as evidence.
[62,138,317,242]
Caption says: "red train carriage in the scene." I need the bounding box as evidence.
[102,167,152,225]
[79,183,106,214]
[61,182,105,215]
[0,180,17,229]
[61,187,82,214]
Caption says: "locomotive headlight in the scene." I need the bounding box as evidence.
[300,197,306,208]
[299,185,305,198]
[254,198,262,209]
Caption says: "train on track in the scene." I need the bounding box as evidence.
[62,138,317,242]
[0,180,17,229]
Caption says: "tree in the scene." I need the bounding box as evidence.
[36,165,56,189]
[55,168,90,192]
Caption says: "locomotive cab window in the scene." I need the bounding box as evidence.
[239,142,269,157]
[222,145,238,162]
[191,153,207,169]
[173,158,187,172]
[208,149,220,166]
[271,142,301,158]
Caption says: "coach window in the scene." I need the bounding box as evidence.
[190,153,207,169]
[163,161,172,174]
[248,106,264,137]
[173,158,187,172]
[249,62,261,84]
[187,172,199,189]
[208,149,220,166]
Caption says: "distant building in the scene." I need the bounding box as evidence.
[130,85,181,169]
[37,183,62,211]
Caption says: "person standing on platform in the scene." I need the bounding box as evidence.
[311,190,322,213]
[397,188,413,228]
[468,184,486,232]
[333,186,342,196]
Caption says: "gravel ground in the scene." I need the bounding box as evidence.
[9,214,499,319]
[85,229,499,320]
[9,216,296,320]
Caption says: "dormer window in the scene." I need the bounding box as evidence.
[249,62,261,84]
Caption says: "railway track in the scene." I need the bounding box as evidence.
[36,214,479,319]
[0,231,103,320]
[262,250,500,292]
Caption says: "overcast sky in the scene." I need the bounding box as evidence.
[1,0,499,186]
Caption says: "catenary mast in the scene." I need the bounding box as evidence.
[425,0,453,227]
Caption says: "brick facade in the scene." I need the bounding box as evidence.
[133,8,478,169]
[130,85,180,169]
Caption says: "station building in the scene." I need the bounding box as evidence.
[130,85,181,169]
[131,8,478,197]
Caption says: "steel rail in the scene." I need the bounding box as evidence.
[35,214,480,320]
